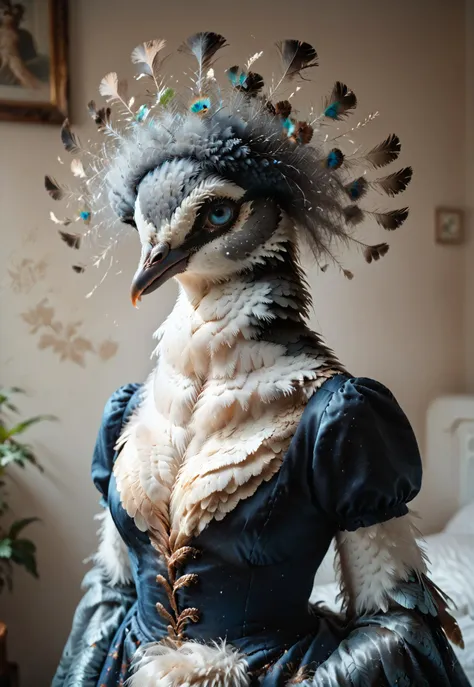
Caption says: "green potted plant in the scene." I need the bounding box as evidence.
[0,386,54,685]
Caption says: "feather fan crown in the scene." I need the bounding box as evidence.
[45,31,412,279]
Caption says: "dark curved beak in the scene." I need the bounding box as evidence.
[130,242,189,307]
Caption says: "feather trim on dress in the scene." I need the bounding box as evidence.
[130,639,249,687]
[94,509,133,586]
[335,511,427,615]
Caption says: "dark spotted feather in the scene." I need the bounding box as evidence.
[275,100,292,118]
[343,205,364,225]
[45,175,66,201]
[373,208,409,230]
[59,230,81,249]
[88,100,112,131]
[242,71,264,95]
[276,39,318,80]
[363,242,389,263]
[61,119,81,155]
[374,167,413,196]
[365,134,401,169]
[291,121,313,144]
[326,148,344,169]
[324,82,357,120]
[179,32,228,73]
[344,177,368,201]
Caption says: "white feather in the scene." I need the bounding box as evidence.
[71,158,86,178]
[131,39,166,77]
[336,512,428,614]
[245,51,264,70]
[99,72,128,104]
[49,211,72,226]
[94,509,132,586]
[130,640,249,687]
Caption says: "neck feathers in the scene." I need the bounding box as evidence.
[159,226,342,376]
[114,228,343,548]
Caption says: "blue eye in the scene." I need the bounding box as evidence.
[206,201,237,229]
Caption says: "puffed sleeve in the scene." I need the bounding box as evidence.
[92,383,142,505]
[311,376,422,531]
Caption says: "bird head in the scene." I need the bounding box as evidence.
[107,106,341,306]
[46,32,412,300]
[130,166,281,305]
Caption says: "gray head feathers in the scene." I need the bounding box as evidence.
[45,31,412,278]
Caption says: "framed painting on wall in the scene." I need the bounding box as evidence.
[435,207,465,245]
[0,0,68,124]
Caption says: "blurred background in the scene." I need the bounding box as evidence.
[0,0,472,684]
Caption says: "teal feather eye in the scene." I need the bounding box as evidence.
[204,200,238,230]
[190,97,211,114]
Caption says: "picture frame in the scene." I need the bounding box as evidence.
[0,0,68,125]
[435,207,465,245]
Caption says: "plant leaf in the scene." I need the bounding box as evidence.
[5,415,56,439]
[0,539,12,558]
[10,538,38,578]
[0,387,24,406]
[0,441,39,469]
[9,518,40,540]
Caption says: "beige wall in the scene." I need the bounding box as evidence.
[0,1,466,684]
[466,0,474,389]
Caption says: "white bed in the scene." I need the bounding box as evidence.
[310,394,474,682]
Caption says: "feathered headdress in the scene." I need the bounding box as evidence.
[45,32,412,279]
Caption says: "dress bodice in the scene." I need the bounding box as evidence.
[93,375,422,659]
[53,376,470,687]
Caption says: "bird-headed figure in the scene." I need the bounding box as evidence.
[48,32,466,687]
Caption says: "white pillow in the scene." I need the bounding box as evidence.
[312,531,474,616]
[444,502,474,535]
[424,532,474,616]
[313,541,337,586]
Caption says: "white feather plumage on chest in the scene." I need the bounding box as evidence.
[114,271,335,552]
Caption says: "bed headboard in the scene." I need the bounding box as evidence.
[422,395,474,533]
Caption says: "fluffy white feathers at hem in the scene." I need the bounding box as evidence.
[130,639,250,687]
[335,511,428,615]
[93,509,133,586]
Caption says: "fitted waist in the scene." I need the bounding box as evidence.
[126,602,334,681]
[135,590,319,646]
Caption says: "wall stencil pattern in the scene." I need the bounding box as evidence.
[8,258,47,294]
[20,300,118,366]
[5,236,119,368]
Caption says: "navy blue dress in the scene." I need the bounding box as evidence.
[53,375,470,686]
